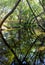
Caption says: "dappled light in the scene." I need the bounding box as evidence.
[0,0,45,65]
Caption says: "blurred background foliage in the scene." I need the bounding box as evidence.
[0,0,45,65]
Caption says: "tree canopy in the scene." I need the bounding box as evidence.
[0,0,45,65]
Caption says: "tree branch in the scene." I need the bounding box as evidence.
[0,0,21,28]
[22,36,39,62]
[26,0,45,32]
[0,31,21,63]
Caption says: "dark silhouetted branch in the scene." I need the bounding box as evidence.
[0,31,21,63]
[39,0,45,11]
[0,0,21,28]
[26,0,45,32]
[22,36,39,61]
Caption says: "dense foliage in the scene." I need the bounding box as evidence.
[0,0,45,65]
